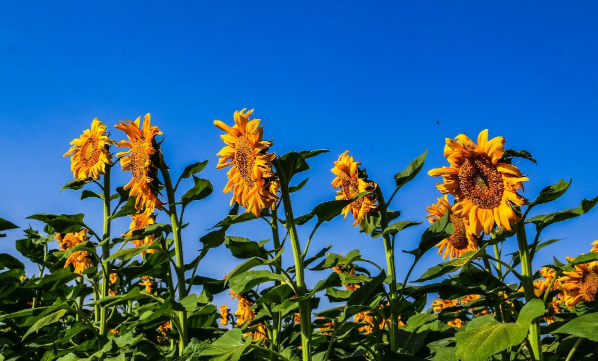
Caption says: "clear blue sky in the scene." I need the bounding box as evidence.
[1,1,597,309]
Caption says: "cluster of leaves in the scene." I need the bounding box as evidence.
[1,146,598,361]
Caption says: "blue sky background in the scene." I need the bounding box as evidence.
[1,1,597,310]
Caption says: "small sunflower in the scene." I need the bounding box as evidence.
[65,251,94,274]
[426,196,478,260]
[354,311,377,334]
[127,211,157,258]
[219,305,230,327]
[331,151,378,227]
[139,276,155,294]
[115,114,164,212]
[432,298,460,313]
[56,229,89,251]
[428,130,528,236]
[157,321,171,343]
[447,319,465,328]
[214,109,279,218]
[559,257,598,309]
[64,118,113,180]
[230,289,256,326]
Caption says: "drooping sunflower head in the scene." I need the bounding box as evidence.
[128,210,157,258]
[219,305,230,327]
[65,251,94,274]
[331,150,378,227]
[56,229,90,251]
[230,289,256,326]
[432,298,460,313]
[214,109,279,218]
[426,196,478,260]
[428,130,528,236]
[559,258,598,309]
[447,318,465,328]
[64,118,113,180]
[115,114,164,212]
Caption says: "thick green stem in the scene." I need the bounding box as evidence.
[161,167,188,355]
[270,207,282,360]
[375,188,399,352]
[274,159,311,361]
[99,166,111,340]
[515,221,543,361]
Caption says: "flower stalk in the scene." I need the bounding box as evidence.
[161,166,188,356]
[99,165,112,340]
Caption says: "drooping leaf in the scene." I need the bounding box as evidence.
[290,177,309,193]
[28,213,87,234]
[455,299,545,361]
[299,149,330,160]
[275,152,310,184]
[22,309,68,340]
[0,253,25,270]
[180,160,209,180]
[394,149,427,191]
[0,218,18,236]
[415,249,484,282]
[180,177,213,208]
[312,192,368,223]
[553,312,598,342]
[226,249,283,281]
[110,197,137,220]
[382,220,423,236]
[200,228,226,251]
[81,190,103,200]
[530,179,572,207]
[61,179,92,191]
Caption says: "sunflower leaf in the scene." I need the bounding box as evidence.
[276,152,310,184]
[180,160,209,179]
[0,217,18,234]
[501,149,537,164]
[180,177,213,208]
[394,149,427,192]
[312,192,368,223]
[299,149,330,159]
[553,312,598,342]
[382,220,423,236]
[530,179,572,207]
[526,196,598,231]
[289,177,309,193]
[61,179,92,192]
[228,270,286,294]
[405,213,453,259]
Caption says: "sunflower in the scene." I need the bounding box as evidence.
[157,321,171,343]
[127,211,157,258]
[428,130,528,236]
[447,319,465,328]
[317,317,335,336]
[559,257,598,309]
[354,311,377,334]
[64,118,113,180]
[331,151,378,227]
[294,313,301,324]
[139,276,155,294]
[426,196,478,260]
[214,109,279,218]
[220,305,230,326]
[230,289,256,326]
[65,251,94,274]
[461,294,490,315]
[591,240,598,253]
[114,114,164,212]
[56,229,90,251]
[432,298,460,313]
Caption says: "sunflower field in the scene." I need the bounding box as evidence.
[1,111,598,361]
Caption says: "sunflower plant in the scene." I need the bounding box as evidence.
[1,116,598,361]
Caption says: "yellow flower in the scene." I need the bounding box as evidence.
[214,109,279,218]
[544,298,562,324]
[331,151,378,226]
[139,276,155,294]
[447,318,465,328]
[294,313,301,324]
[428,130,528,236]
[230,289,256,326]
[591,240,598,253]
[65,251,94,274]
[109,290,118,296]
[251,323,269,343]
[64,118,113,180]
[109,329,119,335]
[354,311,377,334]
[56,229,89,251]
[114,114,164,212]
[559,256,598,309]
[220,305,230,327]
[426,196,478,260]
[332,266,362,291]
[110,273,118,285]
[127,211,157,258]
[432,298,460,313]
[461,294,490,316]
[157,321,171,343]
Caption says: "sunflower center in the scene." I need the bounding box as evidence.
[81,137,101,167]
[131,139,149,182]
[235,136,256,187]
[340,173,364,210]
[447,214,469,250]
[458,154,504,209]
[581,272,598,302]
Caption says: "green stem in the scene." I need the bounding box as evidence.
[493,243,503,279]
[270,207,282,360]
[565,337,583,361]
[274,159,311,361]
[515,221,543,361]
[161,167,188,356]
[99,165,112,341]
[375,187,398,352]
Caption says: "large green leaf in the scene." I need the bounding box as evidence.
[28,213,87,234]
[455,299,545,361]
[553,312,598,341]
[289,177,309,193]
[197,328,252,361]
[276,151,310,184]
[501,149,537,164]
[0,217,18,237]
[180,177,213,207]
[229,270,285,294]
[415,249,484,282]
[0,253,25,270]
[530,179,572,207]
[394,149,427,191]
[311,192,368,223]
[225,236,269,259]
[226,249,282,281]
[526,196,598,231]
[22,309,68,340]
[110,197,137,221]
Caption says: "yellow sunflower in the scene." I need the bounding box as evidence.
[65,251,94,274]
[139,276,155,294]
[432,298,460,313]
[157,321,171,343]
[354,311,377,334]
[591,240,598,253]
[64,118,113,180]
[428,130,528,236]
[219,305,230,327]
[426,196,478,260]
[230,289,256,326]
[447,319,465,328]
[559,256,598,309]
[317,316,335,336]
[114,114,164,212]
[214,109,279,218]
[331,151,378,227]
[56,229,89,251]
[127,211,157,258]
